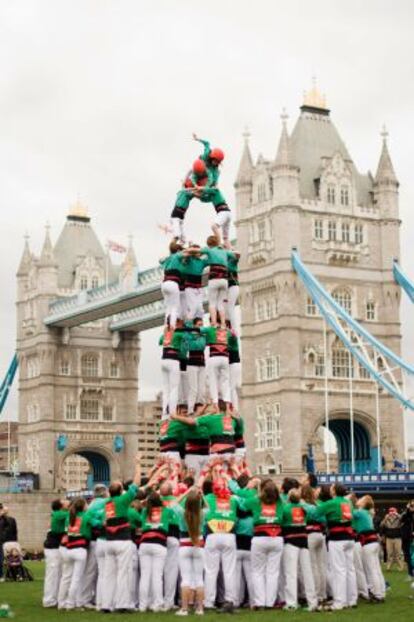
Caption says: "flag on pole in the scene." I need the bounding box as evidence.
[107,239,127,253]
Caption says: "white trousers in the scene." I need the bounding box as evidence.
[354,542,369,598]
[204,533,237,607]
[161,358,180,418]
[184,453,208,478]
[328,540,357,609]
[187,365,206,413]
[130,544,140,608]
[207,279,228,314]
[308,532,327,601]
[251,536,284,607]
[229,362,241,411]
[185,288,204,320]
[164,537,180,609]
[43,548,62,607]
[139,542,167,612]
[179,546,204,589]
[161,280,180,328]
[79,540,98,606]
[57,547,87,609]
[361,542,385,600]
[283,543,317,609]
[207,356,230,403]
[235,549,253,607]
[101,540,134,611]
[95,539,106,610]
[171,217,185,243]
[227,285,239,332]
[214,211,231,241]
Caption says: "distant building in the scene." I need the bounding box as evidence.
[137,396,162,472]
[235,84,405,476]
[16,201,140,490]
[60,454,90,491]
[0,422,18,472]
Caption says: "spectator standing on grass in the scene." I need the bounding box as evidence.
[0,504,18,582]
[401,500,414,578]
[380,507,404,571]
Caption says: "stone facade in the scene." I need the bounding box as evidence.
[16,203,140,490]
[235,88,405,476]
[137,396,162,472]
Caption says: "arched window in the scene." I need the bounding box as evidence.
[80,275,88,290]
[332,338,353,378]
[91,276,99,289]
[81,353,99,377]
[332,287,352,315]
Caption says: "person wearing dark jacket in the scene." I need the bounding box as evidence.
[401,501,414,577]
[380,507,404,571]
[0,505,18,581]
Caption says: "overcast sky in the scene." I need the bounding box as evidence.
[1,0,414,447]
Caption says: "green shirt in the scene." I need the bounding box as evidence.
[65,511,93,541]
[160,252,185,274]
[127,507,142,530]
[316,496,353,526]
[200,246,233,267]
[227,333,239,354]
[103,484,138,521]
[186,331,206,353]
[159,418,189,443]
[186,417,210,441]
[199,413,235,438]
[281,502,309,528]
[201,326,232,347]
[352,508,375,533]
[198,138,220,186]
[204,493,239,534]
[242,496,284,528]
[183,256,208,277]
[50,509,69,534]
[140,506,172,534]
[227,254,239,274]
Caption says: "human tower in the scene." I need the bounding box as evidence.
[42,136,387,614]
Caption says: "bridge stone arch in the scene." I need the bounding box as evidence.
[58,445,119,491]
[312,409,378,474]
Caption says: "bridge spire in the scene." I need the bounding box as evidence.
[39,222,57,267]
[17,233,31,276]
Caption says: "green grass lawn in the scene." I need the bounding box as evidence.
[0,562,412,621]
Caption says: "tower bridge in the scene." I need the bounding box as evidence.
[7,84,414,493]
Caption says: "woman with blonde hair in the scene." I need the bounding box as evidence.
[354,495,385,602]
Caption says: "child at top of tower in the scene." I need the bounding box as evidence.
[170,134,231,247]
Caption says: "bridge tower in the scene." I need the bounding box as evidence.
[16,202,139,490]
[235,84,404,476]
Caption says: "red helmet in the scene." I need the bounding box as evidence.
[209,148,224,163]
[193,158,207,176]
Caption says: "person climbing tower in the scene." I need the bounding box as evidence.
[170,133,231,247]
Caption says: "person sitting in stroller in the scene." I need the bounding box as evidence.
[3,542,33,582]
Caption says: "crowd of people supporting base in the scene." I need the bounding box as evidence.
[42,452,414,614]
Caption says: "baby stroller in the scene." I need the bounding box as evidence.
[2,542,33,582]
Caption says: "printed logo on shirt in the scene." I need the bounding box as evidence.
[292,506,305,524]
[162,498,175,507]
[163,329,173,347]
[340,503,352,521]
[68,517,82,536]
[105,501,116,520]
[216,498,231,512]
[160,421,169,437]
[261,503,276,522]
[150,507,162,525]
[223,415,233,432]
[217,329,227,344]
